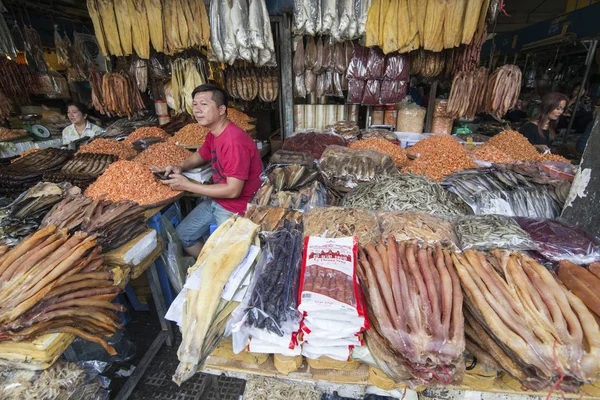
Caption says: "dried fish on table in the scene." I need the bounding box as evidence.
[378,212,459,248]
[453,214,537,251]
[100,115,158,139]
[245,205,303,232]
[343,174,472,216]
[304,206,381,245]
[251,181,335,211]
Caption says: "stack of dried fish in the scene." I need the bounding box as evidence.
[252,181,334,211]
[226,66,279,102]
[265,164,319,192]
[170,57,207,114]
[100,115,158,139]
[43,153,119,190]
[0,182,78,246]
[210,0,276,66]
[245,205,302,232]
[358,240,465,386]
[455,250,600,391]
[447,67,488,119]
[42,195,147,251]
[293,0,371,40]
[87,0,210,58]
[365,0,489,53]
[0,149,73,195]
[443,166,565,218]
[484,65,522,119]
[0,226,123,354]
[342,174,472,216]
[92,72,145,117]
[174,216,259,385]
[130,58,148,92]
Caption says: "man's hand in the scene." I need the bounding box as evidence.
[152,165,182,178]
[163,173,192,191]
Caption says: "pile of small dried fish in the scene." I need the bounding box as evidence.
[252,181,333,211]
[0,149,73,195]
[453,214,537,251]
[0,183,77,246]
[443,166,564,218]
[304,207,380,245]
[378,212,459,248]
[100,116,158,139]
[0,227,123,354]
[245,205,302,232]
[42,195,147,251]
[342,174,472,216]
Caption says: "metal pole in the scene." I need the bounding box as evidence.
[279,13,294,140]
[564,39,598,143]
[425,81,438,133]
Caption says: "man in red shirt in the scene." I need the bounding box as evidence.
[158,84,262,257]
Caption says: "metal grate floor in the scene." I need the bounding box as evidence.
[130,332,245,400]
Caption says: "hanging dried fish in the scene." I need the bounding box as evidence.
[24,27,47,72]
[54,26,71,68]
[0,5,16,59]
[114,0,133,55]
[130,58,148,92]
[128,0,150,59]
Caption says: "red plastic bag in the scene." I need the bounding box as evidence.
[347,45,368,79]
[362,79,381,105]
[347,79,365,104]
[366,47,385,79]
[380,80,407,104]
[384,53,409,81]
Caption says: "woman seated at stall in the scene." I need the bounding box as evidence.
[519,92,568,152]
[62,102,103,148]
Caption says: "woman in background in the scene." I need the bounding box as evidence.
[519,92,568,152]
[62,102,103,147]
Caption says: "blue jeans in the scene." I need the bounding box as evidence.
[176,199,234,248]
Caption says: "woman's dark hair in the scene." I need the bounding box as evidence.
[191,84,229,108]
[531,92,568,142]
[66,101,89,116]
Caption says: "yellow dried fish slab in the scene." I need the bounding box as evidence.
[461,0,484,45]
[365,0,381,47]
[197,0,211,46]
[128,0,150,59]
[97,0,123,56]
[144,0,164,53]
[87,0,109,57]
[114,0,133,55]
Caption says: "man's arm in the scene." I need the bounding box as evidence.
[164,174,244,199]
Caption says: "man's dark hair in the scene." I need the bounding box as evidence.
[191,84,229,108]
[66,101,89,116]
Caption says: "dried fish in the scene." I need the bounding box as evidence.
[454,214,538,251]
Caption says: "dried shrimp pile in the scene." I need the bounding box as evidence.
[470,144,515,164]
[169,124,209,147]
[77,138,137,160]
[540,153,571,163]
[134,141,192,168]
[85,160,180,205]
[348,138,408,167]
[0,127,26,141]
[485,130,540,161]
[123,126,170,144]
[228,108,254,131]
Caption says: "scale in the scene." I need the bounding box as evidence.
[19,114,51,140]
[453,121,473,135]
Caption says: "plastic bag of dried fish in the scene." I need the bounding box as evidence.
[263,151,319,192]
[454,214,538,251]
[304,206,381,245]
[251,181,334,212]
[378,212,459,249]
[319,145,396,192]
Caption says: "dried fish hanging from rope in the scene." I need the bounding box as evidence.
[99,72,145,117]
[0,3,16,59]
[54,26,71,68]
[23,27,47,72]
[170,58,207,114]
[114,0,133,55]
[130,58,148,92]
[68,34,95,82]
[0,57,37,102]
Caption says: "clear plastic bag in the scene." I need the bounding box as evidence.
[380,80,407,105]
[378,212,459,248]
[314,36,324,74]
[366,47,385,79]
[293,38,305,76]
[347,78,365,104]
[334,42,346,73]
[316,72,326,97]
[476,190,515,216]
[361,79,381,105]
[454,214,538,251]
[324,71,334,96]
[384,53,409,80]
[515,217,600,264]
[332,72,344,97]
[304,207,381,245]
[396,102,426,133]
[347,45,368,79]
[269,150,315,166]
[323,39,333,71]
[319,145,397,192]
[432,116,453,134]
[294,73,306,97]
[305,36,317,70]
[263,162,320,191]
[304,69,317,94]
[159,214,193,294]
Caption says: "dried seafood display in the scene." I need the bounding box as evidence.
[85,160,181,206]
[42,195,147,251]
[0,227,123,354]
[210,0,276,66]
[319,145,397,191]
[456,250,600,391]
[77,138,137,160]
[452,25,488,75]
[0,149,73,195]
[91,71,145,117]
[484,130,540,161]
[100,116,158,139]
[348,138,408,167]
[252,181,334,211]
[46,153,118,185]
[378,212,458,248]
[0,127,27,142]
[453,214,537,251]
[558,260,600,321]
[0,183,77,246]
[87,0,210,57]
[133,141,193,168]
[123,126,170,144]
[174,216,259,385]
[342,174,472,216]
[447,68,488,120]
[170,57,207,114]
[484,65,522,119]
[226,67,279,102]
[169,124,209,147]
[264,164,319,192]
[282,131,346,159]
[358,240,465,385]
[245,205,303,232]
[0,57,38,102]
[293,0,371,40]
[304,207,380,245]
[0,90,13,119]
[470,145,514,164]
